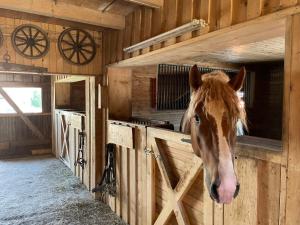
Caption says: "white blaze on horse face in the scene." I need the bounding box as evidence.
[208,103,237,204]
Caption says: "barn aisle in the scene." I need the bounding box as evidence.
[0,155,126,225]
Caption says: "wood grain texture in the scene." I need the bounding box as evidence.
[0,0,125,29]
[285,13,300,225]
[108,123,135,149]
[107,122,148,225]
[103,0,299,66]
[0,16,102,75]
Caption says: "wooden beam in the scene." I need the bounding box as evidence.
[0,8,106,31]
[285,13,300,225]
[0,82,49,87]
[125,0,163,8]
[0,87,46,140]
[0,70,98,77]
[0,0,125,29]
[109,5,297,67]
[0,112,51,118]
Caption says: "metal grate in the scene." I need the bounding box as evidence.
[156,64,239,110]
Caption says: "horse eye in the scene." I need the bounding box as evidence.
[195,114,201,123]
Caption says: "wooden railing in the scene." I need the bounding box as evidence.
[107,120,286,225]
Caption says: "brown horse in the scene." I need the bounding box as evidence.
[180,65,246,204]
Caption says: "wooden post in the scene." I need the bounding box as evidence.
[285,13,300,225]
[108,67,132,121]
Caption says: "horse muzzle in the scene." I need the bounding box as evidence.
[210,182,240,204]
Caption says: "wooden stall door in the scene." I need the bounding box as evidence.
[55,110,87,185]
[108,121,153,225]
[146,127,204,225]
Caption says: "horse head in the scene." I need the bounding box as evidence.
[181,65,246,204]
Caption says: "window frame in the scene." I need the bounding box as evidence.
[0,83,45,115]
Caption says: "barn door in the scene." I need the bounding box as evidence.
[146,127,203,225]
[59,111,71,168]
[107,121,155,225]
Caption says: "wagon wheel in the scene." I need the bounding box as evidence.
[11,24,49,59]
[0,28,3,48]
[58,28,96,65]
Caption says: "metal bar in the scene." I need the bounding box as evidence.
[123,19,207,53]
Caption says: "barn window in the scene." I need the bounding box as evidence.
[156,64,238,110]
[155,63,283,147]
[0,87,42,113]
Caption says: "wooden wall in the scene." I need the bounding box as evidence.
[103,0,299,65]
[285,13,300,225]
[103,2,300,225]
[0,16,102,75]
[108,66,184,129]
[70,81,86,111]
[0,74,51,156]
[107,121,286,225]
[107,121,150,225]
[131,66,184,130]
[108,67,132,121]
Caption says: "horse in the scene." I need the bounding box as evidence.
[180,65,246,204]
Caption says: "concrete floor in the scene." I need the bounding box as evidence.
[0,155,126,225]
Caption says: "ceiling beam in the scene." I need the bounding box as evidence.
[125,0,163,8]
[0,0,125,29]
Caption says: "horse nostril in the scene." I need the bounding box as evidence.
[234,183,240,198]
[210,182,219,202]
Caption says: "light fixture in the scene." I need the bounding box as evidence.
[123,19,207,53]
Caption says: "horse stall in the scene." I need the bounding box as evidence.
[0,13,105,194]
[2,1,300,225]
[103,3,300,225]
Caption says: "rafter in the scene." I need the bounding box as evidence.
[0,0,125,29]
[125,0,163,8]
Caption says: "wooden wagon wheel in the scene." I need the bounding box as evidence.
[0,28,3,48]
[11,24,49,59]
[58,28,96,65]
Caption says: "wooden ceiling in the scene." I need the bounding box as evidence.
[59,0,138,16]
[187,37,285,64]
[111,14,286,67]
[58,0,164,15]
[0,0,162,30]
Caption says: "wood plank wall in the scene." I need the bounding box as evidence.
[107,122,286,225]
[285,13,300,225]
[0,16,102,75]
[0,74,51,156]
[131,66,184,130]
[107,121,150,225]
[103,0,299,65]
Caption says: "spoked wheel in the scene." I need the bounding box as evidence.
[11,24,49,59]
[58,28,96,65]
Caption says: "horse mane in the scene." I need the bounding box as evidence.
[188,71,247,130]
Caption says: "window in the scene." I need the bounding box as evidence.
[0,87,42,113]
[156,64,238,110]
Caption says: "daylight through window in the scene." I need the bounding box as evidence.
[0,87,42,113]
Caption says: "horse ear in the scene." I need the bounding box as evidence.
[189,65,202,90]
[229,67,246,91]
